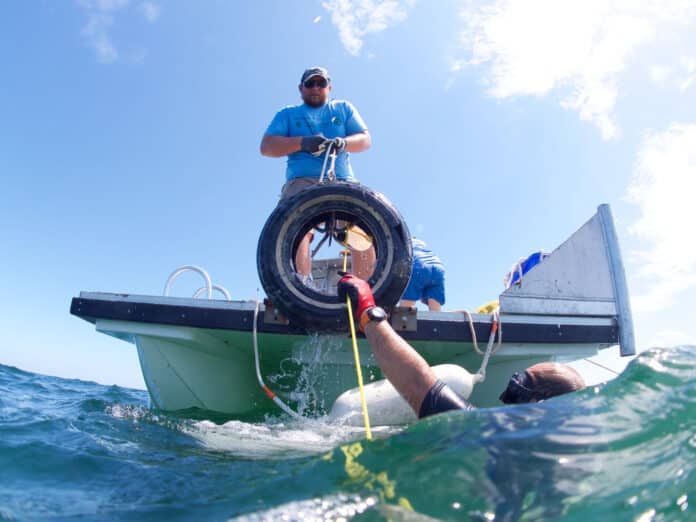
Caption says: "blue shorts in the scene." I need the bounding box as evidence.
[402,263,445,305]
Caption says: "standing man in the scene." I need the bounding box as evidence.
[400,238,446,311]
[260,66,373,281]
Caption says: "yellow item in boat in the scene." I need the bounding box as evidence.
[476,300,499,314]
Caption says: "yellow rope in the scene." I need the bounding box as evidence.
[345,224,373,243]
[343,249,372,440]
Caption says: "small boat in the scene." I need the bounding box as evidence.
[71,191,635,420]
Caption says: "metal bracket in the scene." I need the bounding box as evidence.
[262,299,289,326]
[390,306,417,332]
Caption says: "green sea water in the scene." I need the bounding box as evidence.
[0,346,694,521]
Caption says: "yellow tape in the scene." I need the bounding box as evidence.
[343,247,372,440]
[326,442,413,510]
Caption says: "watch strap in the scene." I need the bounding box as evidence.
[359,306,385,333]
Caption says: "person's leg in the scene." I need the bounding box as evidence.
[426,298,442,311]
[295,232,313,277]
[279,178,318,280]
[422,263,445,311]
[399,264,425,308]
[350,245,376,280]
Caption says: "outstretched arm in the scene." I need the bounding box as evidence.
[338,273,437,415]
[363,320,437,414]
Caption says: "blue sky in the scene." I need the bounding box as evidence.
[2,0,695,389]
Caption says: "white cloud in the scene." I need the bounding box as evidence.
[140,2,160,23]
[651,329,694,347]
[626,123,696,312]
[78,0,129,63]
[457,0,696,140]
[649,57,696,91]
[649,64,671,86]
[79,0,129,11]
[322,0,413,56]
[678,56,696,91]
[78,0,159,63]
[81,11,120,63]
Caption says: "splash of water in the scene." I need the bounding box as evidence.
[266,334,349,417]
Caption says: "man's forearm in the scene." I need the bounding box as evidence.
[260,135,302,157]
[345,131,371,153]
[363,320,437,414]
[261,131,370,157]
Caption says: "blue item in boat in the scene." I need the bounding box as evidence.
[506,251,549,287]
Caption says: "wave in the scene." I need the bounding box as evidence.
[0,346,694,521]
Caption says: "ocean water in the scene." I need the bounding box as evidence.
[1,346,694,521]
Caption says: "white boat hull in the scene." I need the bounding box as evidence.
[71,204,634,419]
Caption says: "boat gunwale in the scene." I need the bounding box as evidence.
[71,292,619,345]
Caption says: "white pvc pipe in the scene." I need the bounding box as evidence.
[193,284,232,301]
[163,265,212,299]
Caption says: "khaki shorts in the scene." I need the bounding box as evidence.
[280,177,320,200]
[280,177,359,200]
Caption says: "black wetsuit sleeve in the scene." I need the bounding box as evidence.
[418,379,475,419]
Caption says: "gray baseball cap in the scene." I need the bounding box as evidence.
[301,66,330,84]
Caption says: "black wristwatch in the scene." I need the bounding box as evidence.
[359,306,387,332]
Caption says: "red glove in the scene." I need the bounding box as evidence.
[337,273,376,321]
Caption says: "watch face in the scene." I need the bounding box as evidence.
[368,307,387,321]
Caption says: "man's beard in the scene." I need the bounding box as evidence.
[304,94,326,107]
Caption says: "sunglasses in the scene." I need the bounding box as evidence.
[499,371,537,404]
[303,78,328,89]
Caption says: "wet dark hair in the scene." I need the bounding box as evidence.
[499,363,585,404]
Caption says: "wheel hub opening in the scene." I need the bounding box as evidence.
[291,210,378,296]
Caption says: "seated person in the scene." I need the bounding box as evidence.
[399,238,445,312]
[339,274,585,418]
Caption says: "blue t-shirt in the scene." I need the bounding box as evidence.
[411,238,442,269]
[264,99,368,181]
[402,238,446,305]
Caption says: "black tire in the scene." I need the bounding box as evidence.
[257,181,412,331]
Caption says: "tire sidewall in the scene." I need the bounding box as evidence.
[257,182,412,331]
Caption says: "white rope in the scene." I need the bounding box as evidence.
[581,356,621,376]
[503,250,550,289]
[249,138,335,418]
[461,310,484,355]
[503,260,524,289]
[461,309,503,383]
[252,300,301,418]
[318,141,337,183]
[474,309,502,383]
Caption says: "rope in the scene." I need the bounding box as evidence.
[250,139,361,422]
[252,300,300,418]
[342,224,373,252]
[474,309,502,382]
[345,224,372,243]
[343,249,372,439]
[461,308,503,383]
[582,357,621,376]
[319,144,373,437]
[318,141,337,183]
[461,310,484,355]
